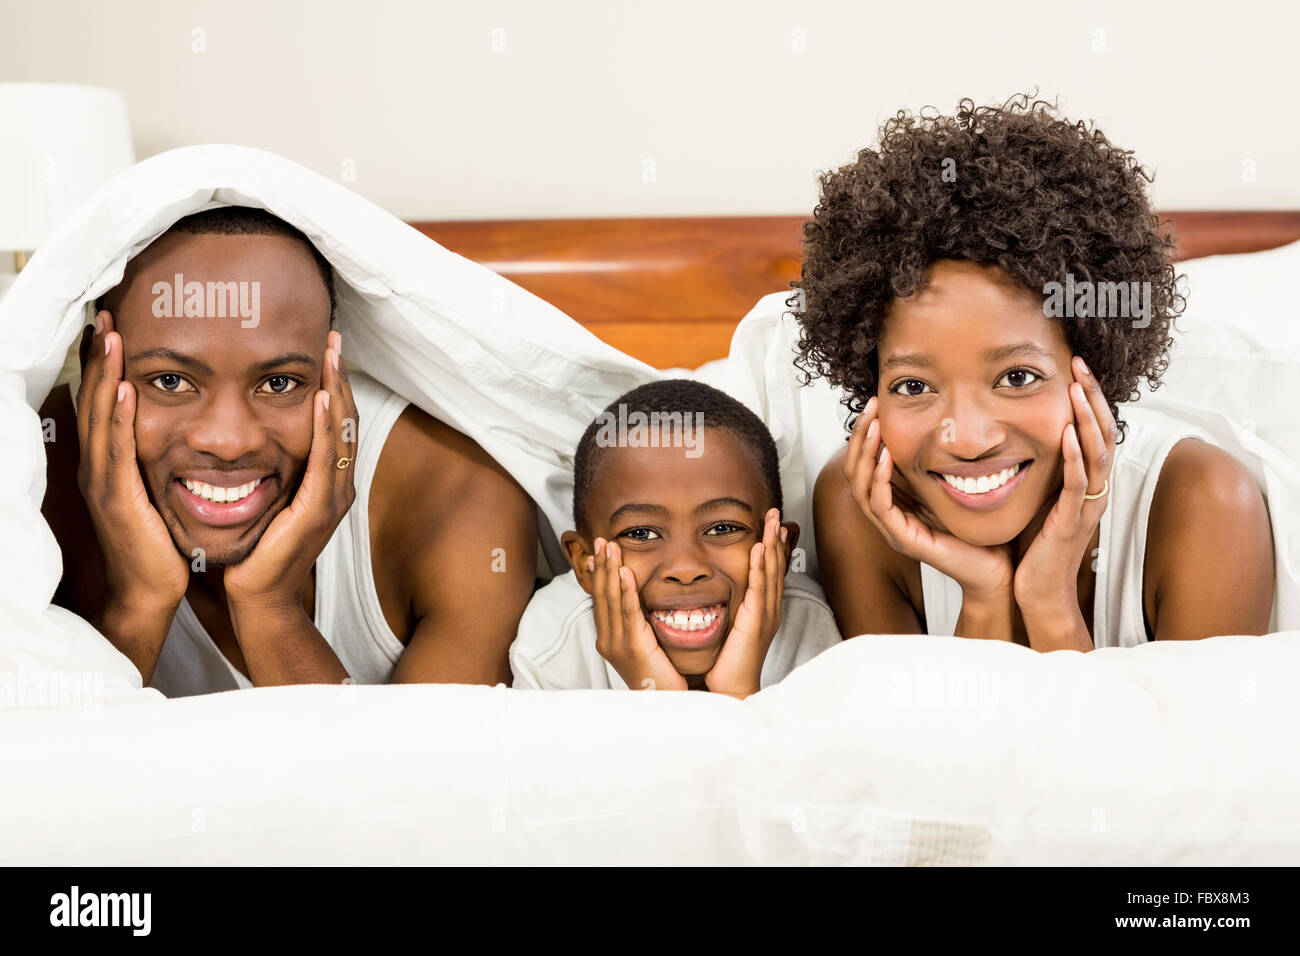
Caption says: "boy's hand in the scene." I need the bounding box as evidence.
[224,332,359,615]
[76,312,190,616]
[705,508,786,699]
[590,538,687,692]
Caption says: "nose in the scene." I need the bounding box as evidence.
[659,538,712,586]
[939,390,1008,456]
[182,386,270,463]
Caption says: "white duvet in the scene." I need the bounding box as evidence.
[1,145,1297,864]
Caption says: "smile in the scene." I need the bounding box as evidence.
[938,463,1021,495]
[174,475,274,528]
[649,604,726,649]
[930,461,1032,511]
[182,477,263,504]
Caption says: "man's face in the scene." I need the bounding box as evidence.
[105,230,331,566]
[575,429,782,677]
[876,259,1076,548]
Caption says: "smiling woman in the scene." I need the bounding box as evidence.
[803,95,1276,650]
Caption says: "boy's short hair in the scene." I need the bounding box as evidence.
[791,92,1184,444]
[572,379,783,536]
[98,205,336,319]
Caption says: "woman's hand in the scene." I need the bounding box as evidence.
[844,395,1015,604]
[1012,357,1117,649]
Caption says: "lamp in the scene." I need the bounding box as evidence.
[0,83,135,274]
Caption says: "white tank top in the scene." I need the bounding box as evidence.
[919,420,1201,648]
[150,370,411,696]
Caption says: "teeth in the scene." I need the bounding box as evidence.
[941,463,1020,495]
[183,477,262,504]
[652,607,721,632]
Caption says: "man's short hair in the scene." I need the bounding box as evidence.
[97,205,336,319]
[572,379,783,536]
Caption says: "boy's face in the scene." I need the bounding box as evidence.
[101,230,331,566]
[565,428,797,677]
[876,259,1075,548]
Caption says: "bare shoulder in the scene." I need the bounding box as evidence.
[1147,437,1268,539]
[813,445,923,636]
[371,404,533,537]
[813,446,907,578]
[1144,437,1274,638]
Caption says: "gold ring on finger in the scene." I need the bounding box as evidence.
[1083,479,1108,501]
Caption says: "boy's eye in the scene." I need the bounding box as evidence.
[705,522,746,536]
[257,375,299,395]
[889,378,933,397]
[149,373,194,394]
[996,368,1041,388]
[619,527,660,542]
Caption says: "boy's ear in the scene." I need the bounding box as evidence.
[561,530,595,595]
[780,520,801,567]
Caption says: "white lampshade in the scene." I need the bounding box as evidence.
[0,83,135,252]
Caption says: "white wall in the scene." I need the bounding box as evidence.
[1,0,1297,226]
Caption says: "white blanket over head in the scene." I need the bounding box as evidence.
[0,144,658,696]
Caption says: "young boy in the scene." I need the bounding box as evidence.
[510,380,841,697]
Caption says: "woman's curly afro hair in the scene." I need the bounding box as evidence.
[791,93,1183,444]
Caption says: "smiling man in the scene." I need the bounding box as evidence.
[39,207,538,694]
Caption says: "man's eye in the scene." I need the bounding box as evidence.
[997,368,1041,388]
[889,379,933,397]
[149,373,194,393]
[619,527,660,542]
[258,375,299,395]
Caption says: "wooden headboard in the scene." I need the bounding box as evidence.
[412,212,1300,369]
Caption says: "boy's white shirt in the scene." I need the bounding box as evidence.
[510,570,843,690]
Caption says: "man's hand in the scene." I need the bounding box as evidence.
[76,311,189,681]
[704,508,786,699]
[223,331,359,613]
[590,538,688,692]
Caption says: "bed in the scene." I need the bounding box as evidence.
[2,146,1297,865]
[414,212,1300,368]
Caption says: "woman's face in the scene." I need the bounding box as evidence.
[876,259,1076,548]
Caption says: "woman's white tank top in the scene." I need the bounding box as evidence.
[919,420,1202,648]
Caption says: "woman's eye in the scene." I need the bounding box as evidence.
[259,375,299,395]
[997,368,1041,388]
[149,373,193,393]
[889,379,933,397]
[619,527,660,542]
